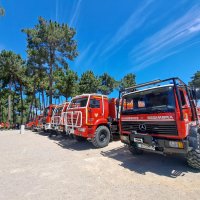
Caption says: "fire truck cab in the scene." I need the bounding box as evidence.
[51,102,69,133]
[120,77,200,169]
[25,121,35,130]
[42,104,56,131]
[63,94,119,148]
[33,114,43,131]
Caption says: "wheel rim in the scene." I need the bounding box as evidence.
[99,130,107,142]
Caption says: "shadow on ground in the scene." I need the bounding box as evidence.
[35,130,95,151]
[56,139,96,151]
[35,131,49,137]
[32,130,200,177]
[101,145,199,178]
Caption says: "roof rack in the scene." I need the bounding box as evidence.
[72,93,108,99]
[122,77,187,93]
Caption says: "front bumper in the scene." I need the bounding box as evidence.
[44,123,51,130]
[52,125,65,132]
[65,125,96,138]
[121,132,189,154]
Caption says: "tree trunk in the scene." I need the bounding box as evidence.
[35,95,38,116]
[8,94,11,126]
[28,97,34,122]
[8,82,12,127]
[0,96,2,122]
[49,49,54,105]
[28,85,35,122]
[39,91,42,111]
[42,89,45,110]
[12,94,15,125]
[49,68,53,105]
[20,84,24,125]
[2,106,4,122]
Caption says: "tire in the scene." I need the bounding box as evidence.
[91,126,110,148]
[128,145,143,155]
[187,149,200,170]
[75,135,87,142]
[48,130,58,137]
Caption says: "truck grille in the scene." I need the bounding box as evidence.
[121,121,178,135]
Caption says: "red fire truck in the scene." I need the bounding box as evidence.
[25,121,35,130]
[42,104,57,131]
[0,122,4,129]
[33,114,43,131]
[51,102,69,133]
[120,77,200,169]
[63,94,119,148]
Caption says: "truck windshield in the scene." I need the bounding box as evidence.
[54,107,63,116]
[69,97,88,108]
[122,86,175,114]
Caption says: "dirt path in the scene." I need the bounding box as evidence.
[0,130,199,200]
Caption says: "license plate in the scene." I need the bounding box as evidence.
[137,143,155,151]
[134,137,143,143]
[69,129,74,134]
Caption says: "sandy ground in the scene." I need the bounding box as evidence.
[0,129,200,200]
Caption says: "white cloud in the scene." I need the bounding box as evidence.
[132,40,200,72]
[75,43,94,67]
[101,0,155,56]
[69,0,82,27]
[56,0,59,21]
[189,18,200,32]
[130,4,200,71]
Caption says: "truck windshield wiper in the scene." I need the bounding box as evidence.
[148,106,174,113]
[150,108,164,113]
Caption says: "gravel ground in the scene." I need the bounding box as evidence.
[0,129,200,200]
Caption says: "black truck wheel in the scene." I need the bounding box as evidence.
[75,135,87,142]
[128,145,143,155]
[187,150,200,170]
[31,126,34,131]
[91,126,110,148]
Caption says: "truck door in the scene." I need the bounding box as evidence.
[179,88,192,122]
[88,97,102,125]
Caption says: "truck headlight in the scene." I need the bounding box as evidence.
[78,128,86,132]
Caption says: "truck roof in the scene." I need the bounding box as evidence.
[45,104,57,108]
[123,84,174,97]
[55,102,69,108]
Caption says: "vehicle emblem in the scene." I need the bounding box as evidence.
[139,124,146,131]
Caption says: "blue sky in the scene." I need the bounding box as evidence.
[1,0,200,95]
